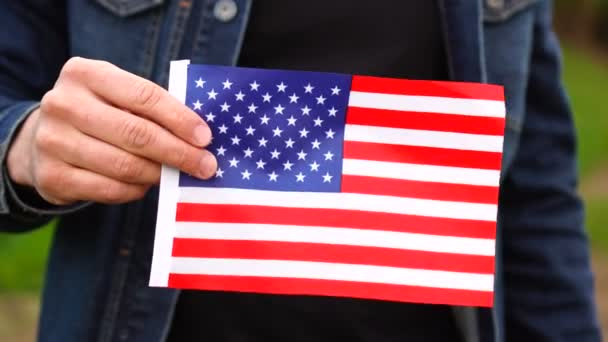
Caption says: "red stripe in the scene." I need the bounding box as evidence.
[343,141,502,170]
[351,75,504,101]
[172,239,495,274]
[341,175,499,204]
[345,107,506,136]
[168,274,494,307]
[175,203,496,239]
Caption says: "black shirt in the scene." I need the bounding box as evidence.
[168,1,458,341]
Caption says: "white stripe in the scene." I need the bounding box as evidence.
[170,257,494,291]
[178,187,498,221]
[348,91,506,118]
[174,222,496,256]
[344,124,504,152]
[343,159,500,186]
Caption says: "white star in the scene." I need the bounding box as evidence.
[304,83,314,93]
[192,100,203,110]
[295,172,306,182]
[233,113,243,124]
[325,129,335,139]
[241,169,252,180]
[299,128,309,138]
[289,93,299,103]
[258,136,268,147]
[301,106,311,116]
[274,104,285,115]
[228,157,239,168]
[250,80,260,91]
[218,124,228,134]
[284,138,295,148]
[322,172,333,183]
[316,95,326,105]
[283,160,294,171]
[222,78,233,89]
[207,89,218,100]
[331,86,341,95]
[268,171,279,182]
[231,135,241,145]
[270,149,281,159]
[311,139,321,149]
[248,103,258,113]
[220,102,230,112]
[215,168,224,178]
[243,147,254,158]
[245,125,256,135]
[272,126,283,137]
[313,117,323,127]
[205,112,215,122]
[216,145,227,156]
[328,107,338,116]
[297,150,307,160]
[260,114,270,125]
[323,151,334,161]
[235,91,245,101]
[276,82,287,92]
[262,92,272,103]
[309,161,320,172]
[287,116,297,126]
[195,78,206,88]
[256,159,266,169]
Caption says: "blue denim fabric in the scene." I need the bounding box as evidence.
[0,0,601,341]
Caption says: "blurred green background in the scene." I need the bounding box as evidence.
[1,2,608,341]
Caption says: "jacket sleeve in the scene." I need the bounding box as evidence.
[0,1,89,233]
[500,1,602,340]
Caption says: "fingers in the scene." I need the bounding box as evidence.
[59,57,212,147]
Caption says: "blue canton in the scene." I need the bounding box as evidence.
[180,65,351,192]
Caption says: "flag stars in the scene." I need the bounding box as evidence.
[301,106,311,116]
[313,117,324,127]
[268,171,279,182]
[311,139,321,149]
[270,149,281,159]
[258,136,268,147]
[322,172,333,183]
[195,78,206,88]
[331,86,341,95]
[245,125,256,136]
[309,161,320,172]
[235,91,245,101]
[283,160,294,171]
[243,148,254,158]
[205,112,215,122]
[274,104,285,115]
[228,157,239,168]
[233,113,243,124]
[316,95,326,105]
[324,151,334,161]
[325,129,335,139]
[218,124,228,134]
[272,126,283,137]
[260,114,270,125]
[299,128,310,138]
[295,172,306,182]
[285,138,295,148]
[276,82,287,92]
[230,135,241,145]
[216,145,227,156]
[222,79,233,89]
[262,92,272,102]
[215,168,224,178]
[241,169,252,180]
[220,102,230,112]
[256,159,266,169]
[289,93,299,103]
[304,83,314,93]
[287,116,297,126]
[207,89,218,100]
[297,150,307,160]
[250,80,260,91]
[192,100,203,110]
[248,103,258,113]
[328,107,338,116]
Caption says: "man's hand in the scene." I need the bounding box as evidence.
[6,57,216,205]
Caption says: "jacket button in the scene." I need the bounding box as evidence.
[214,0,238,22]
[486,0,504,10]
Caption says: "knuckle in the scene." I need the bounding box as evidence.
[133,80,162,109]
[35,164,63,194]
[40,90,68,116]
[171,145,192,171]
[101,182,129,203]
[61,57,89,80]
[113,155,144,180]
[34,124,61,152]
[121,119,155,149]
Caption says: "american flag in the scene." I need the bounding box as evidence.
[150,61,505,307]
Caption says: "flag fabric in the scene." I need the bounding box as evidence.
[150,60,506,307]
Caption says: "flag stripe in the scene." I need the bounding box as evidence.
[342,159,500,186]
[344,124,504,152]
[175,204,497,239]
[343,141,503,170]
[173,222,495,255]
[348,91,505,118]
[345,107,506,136]
[171,239,495,274]
[351,75,505,101]
[169,258,495,291]
[178,188,498,221]
[341,175,499,204]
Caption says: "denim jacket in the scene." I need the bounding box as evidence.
[0,1,601,341]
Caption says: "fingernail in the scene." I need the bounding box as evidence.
[193,125,212,146]
[199,153,217,179]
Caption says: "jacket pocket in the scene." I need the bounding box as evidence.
[483,0,539,22]
[95,0,165,17]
